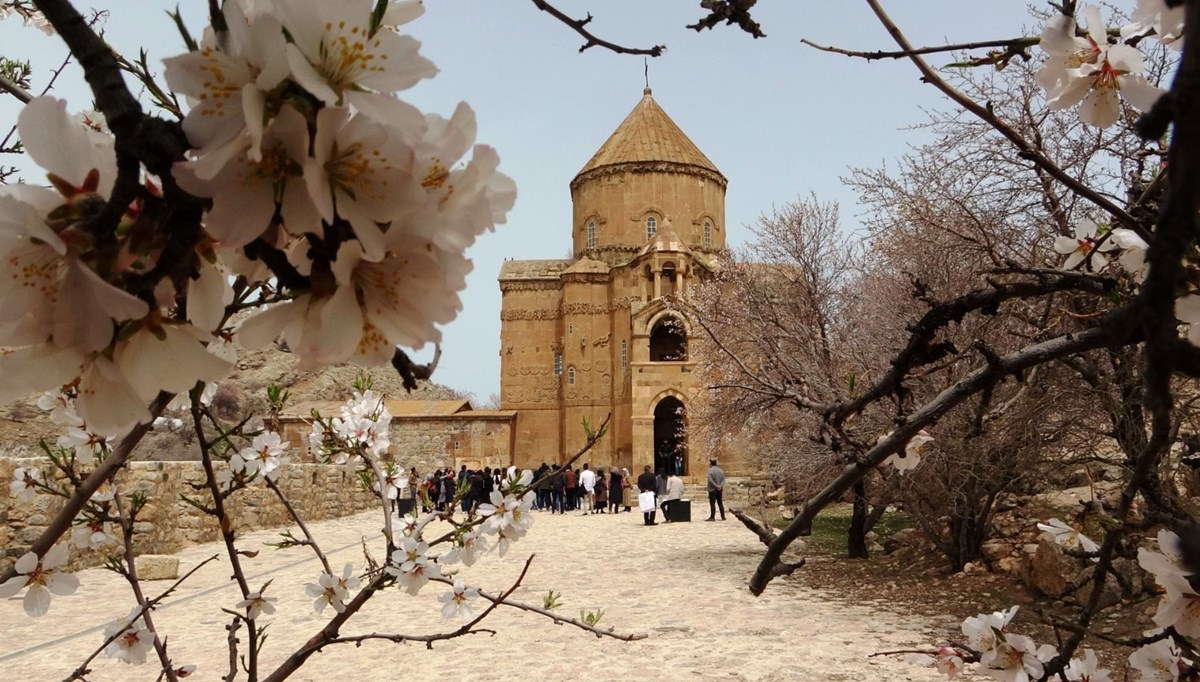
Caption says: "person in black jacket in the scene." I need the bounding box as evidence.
[636,465,658,526]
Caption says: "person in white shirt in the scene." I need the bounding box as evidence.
[578,463,597,515]
[662,472,685,522]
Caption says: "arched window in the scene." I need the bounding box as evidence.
[661,263,677,297]
[645,216,657,240]
[567,366,576,385]
[650,316,688,361]
[703,221,712,247]
[620,339,628,369]
[586,220,596,249]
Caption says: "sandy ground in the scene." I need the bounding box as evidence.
[1,505,961,681]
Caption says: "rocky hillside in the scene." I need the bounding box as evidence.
[0,345,469,459]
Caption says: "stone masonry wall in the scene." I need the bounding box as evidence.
[0,457,379,572]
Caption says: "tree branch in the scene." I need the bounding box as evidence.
[749,306,1139,595]
[861,0,1149,242]
[530,0,665,56]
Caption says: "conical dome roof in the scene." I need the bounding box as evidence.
[573,88,725,187]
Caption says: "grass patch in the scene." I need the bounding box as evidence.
[786,504,916,555]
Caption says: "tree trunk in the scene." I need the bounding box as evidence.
[847,479,870,559]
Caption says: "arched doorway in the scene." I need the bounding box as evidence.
[653,396,687,475]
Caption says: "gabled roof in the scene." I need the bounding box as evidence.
[561,257,610,276]
[574,88,723,182]
[638,223,692,257]
[498,259,574,281]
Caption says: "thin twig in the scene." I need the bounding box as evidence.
[801,36,1038,62]
[264,478,332,576]
[112,489,179,682]
[64,555,219,681]
[530,0,665,56]
[860,0,1148,241]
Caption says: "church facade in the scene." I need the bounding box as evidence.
[499,89,728,476]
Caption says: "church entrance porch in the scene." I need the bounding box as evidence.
[653,396,687,475]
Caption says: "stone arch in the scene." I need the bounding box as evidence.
[651,393,688,475]
[649,312,688,362]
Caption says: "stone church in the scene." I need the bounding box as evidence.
[498,88,728,476]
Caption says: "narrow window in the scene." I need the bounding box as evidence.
[554,352,563,376]
[704,221,712,247]
[568,322,574,335]
[646,216,657,240]
[454,440,461,450]
[620,340,628,369]
[586,220,596,249]
[567,366,576,385]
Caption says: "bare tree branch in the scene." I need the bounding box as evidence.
[530,0,665,56]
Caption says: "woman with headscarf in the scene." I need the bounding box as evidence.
[621,468,632,512]
[608,467,624,513]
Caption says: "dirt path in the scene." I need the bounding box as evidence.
[1,506,960,681]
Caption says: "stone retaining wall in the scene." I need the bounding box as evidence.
[0,458,379,571]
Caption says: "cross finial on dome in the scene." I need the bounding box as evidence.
[644,57,651,95]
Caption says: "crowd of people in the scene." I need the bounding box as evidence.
[401,459,728,526]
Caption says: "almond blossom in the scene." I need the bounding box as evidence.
[982,633,1054,682]
[71,516,117,552]
[962,606,1019,659]
[1129,637,1190,681]
[1038,6,1164,128]
[0,97,147,355]
[1036,517,1100,553]
[398,103,516,254]
[375,463,403,502]
[162,0,289,176]
[112,321,233,405]
[57,423,108,460]
[387,537,440,595]
[1140,529,1192,581]
[305,563,359,614]
[102,609,156,665]
[305,106,413,259]
[1153,573,1200,637]
[1054,219,1116,271]
[1110,227,1150,281]
[935,646,964,679]
[321,236,474,363]
[37,390,80,425]
[441,528,488,567]
[478,489,535,534]
[276,0,436,120]
[236,591,276,620]
[438,579,479,619]
[1121,0,1186,49]
[1064,648,1112,682]
[238,431,286,480]
[10,466,43,502]
[882,430,934,473]
[173,104,321,248]
[0,543,80,616]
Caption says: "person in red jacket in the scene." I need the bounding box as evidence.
[564,465,577,511]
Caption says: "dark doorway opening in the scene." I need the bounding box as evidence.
[653,396,687,476]
[649,317,687,361]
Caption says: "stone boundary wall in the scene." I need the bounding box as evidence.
[0,458,379,572]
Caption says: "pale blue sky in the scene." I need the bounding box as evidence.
[0,1,1034,401]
